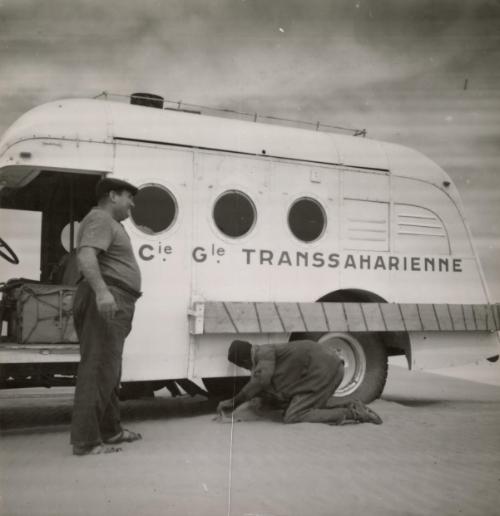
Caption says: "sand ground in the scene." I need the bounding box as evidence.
[1,365,500,516]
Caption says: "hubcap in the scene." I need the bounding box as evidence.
[319,333,367,397]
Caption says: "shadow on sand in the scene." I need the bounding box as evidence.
[0,392,217,434]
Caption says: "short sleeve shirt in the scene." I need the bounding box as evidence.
[77,207,141,292]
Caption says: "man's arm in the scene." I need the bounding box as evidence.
[77,246,117,319]
[217,347,276,414]
[232,360,274,405]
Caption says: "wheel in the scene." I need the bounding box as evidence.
[297,332,388,403]
[202,376,250,398]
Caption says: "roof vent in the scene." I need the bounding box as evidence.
[130,93,164,109]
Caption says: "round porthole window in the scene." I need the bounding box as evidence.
[213,190,256,238]
[288,197,326,242]
[60,221,80,252]
[130,184,177,235]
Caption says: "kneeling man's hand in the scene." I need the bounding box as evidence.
[216,399,234,415]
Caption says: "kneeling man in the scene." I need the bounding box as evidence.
[217,339,382,425]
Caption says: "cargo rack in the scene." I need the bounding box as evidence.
[93,91,367,137]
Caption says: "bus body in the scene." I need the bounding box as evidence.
[0,96,498,401]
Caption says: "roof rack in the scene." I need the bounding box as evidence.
[93,91,367,137]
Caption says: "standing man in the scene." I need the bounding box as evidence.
[71,177,143,456]
[217,339,382,425]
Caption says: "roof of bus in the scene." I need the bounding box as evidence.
[0,98,451,187]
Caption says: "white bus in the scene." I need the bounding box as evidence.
[0,93,498,402]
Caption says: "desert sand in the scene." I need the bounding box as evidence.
[1,365,500,516]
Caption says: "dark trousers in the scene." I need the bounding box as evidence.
[283,355,347,424]
[70,281,136,447]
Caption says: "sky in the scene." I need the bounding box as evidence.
[0,0,499,299]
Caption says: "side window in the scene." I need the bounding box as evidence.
[130,184,177,235]
[395,204,450,254]
[213,190,256,238]
[288,197,326,242]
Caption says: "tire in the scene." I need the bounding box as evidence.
[202,376,250,398]
[296,332,388,403]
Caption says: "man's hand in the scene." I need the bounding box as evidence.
[216,399,234,416]
[96,288,118,319]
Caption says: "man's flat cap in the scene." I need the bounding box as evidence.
[96,177,138,199]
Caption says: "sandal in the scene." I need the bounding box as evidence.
[73,444,122,456]
[104,428,142,444]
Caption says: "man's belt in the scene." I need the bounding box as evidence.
[102,275,142,300]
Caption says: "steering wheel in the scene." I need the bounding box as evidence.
[0,237,19,264]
